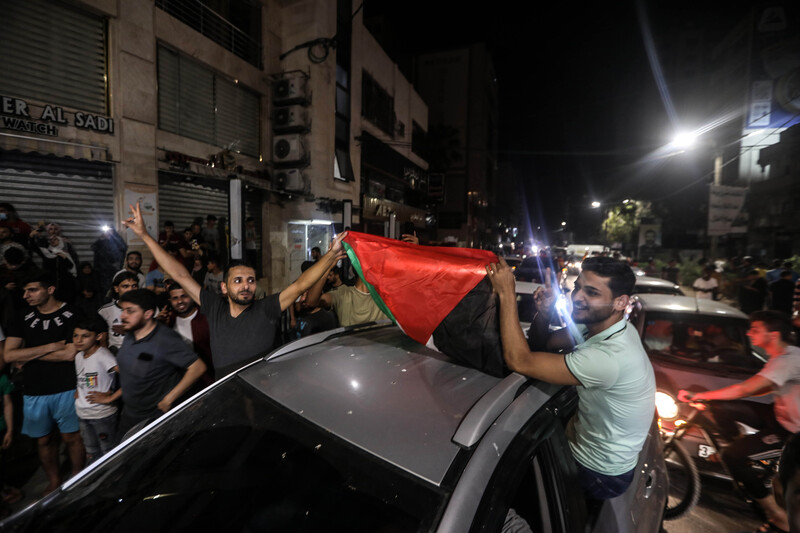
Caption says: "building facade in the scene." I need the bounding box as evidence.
[0,0,428,291]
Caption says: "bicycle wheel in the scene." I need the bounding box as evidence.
[663,438,701,520]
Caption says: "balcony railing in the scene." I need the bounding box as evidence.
[156,0,262,69]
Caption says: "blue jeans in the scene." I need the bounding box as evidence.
[576,462,634,500]
[79,413,119,463]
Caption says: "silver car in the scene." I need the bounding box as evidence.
[2,323,667,532]
[633,276,685,296]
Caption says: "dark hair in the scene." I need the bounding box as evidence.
[329,266,341,278]
[300,260,315,272]
[311,246,321,254]
[4,246,26,265]
[207,214,217,222]
[223,259,255,283]
[24,271,56,289]
[780,433,800,493]
[580,256,636,297]
[119,288,158,312]
[126,250,142,259]
[73,314,108,335]
[781,269,793,278]
[749,310,792,342]
[166,280,184,294]
[112,270,139,286]
[0,202,17,213]
[164,221,174,228]
[79,261,93,270]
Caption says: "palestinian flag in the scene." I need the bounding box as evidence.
[342,231,507,377]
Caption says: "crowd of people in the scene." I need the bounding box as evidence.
[0,202,388,517]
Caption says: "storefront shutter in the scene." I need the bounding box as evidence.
[0,0,107,114]
[0,152,113,264]
[158,172,230,234]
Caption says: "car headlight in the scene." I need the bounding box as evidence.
[655,391,679,420]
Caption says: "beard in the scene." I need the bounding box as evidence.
[571,303,616,325]
[228,292,253,306]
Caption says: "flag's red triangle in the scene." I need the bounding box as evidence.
[343,232,497,345]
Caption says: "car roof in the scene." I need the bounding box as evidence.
[635,275,678,288]
[237,324,535,487]
[633,293,749,318]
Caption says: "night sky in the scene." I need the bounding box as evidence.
[367,0,756,234]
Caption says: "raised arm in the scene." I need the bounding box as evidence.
[123,203,201,304]
[279,233,347,311]
[487,259,579,385]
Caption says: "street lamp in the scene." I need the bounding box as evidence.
[591,201,601,208]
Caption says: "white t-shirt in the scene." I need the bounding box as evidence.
[693,277,718,300]
[75,347,118,419]
[759,345,800,433]
[174,310,198,347]
[98,302,124,350]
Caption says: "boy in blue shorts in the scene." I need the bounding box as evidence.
[73,315,120,464]
[4,272,84,496]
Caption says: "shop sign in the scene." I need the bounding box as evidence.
[1,95,114,137]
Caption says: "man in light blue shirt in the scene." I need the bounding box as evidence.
[487,256,655,500]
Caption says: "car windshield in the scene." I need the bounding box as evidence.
[9,378,446,533]
[641,313,763,372]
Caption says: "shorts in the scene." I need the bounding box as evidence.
[22,391,80,438]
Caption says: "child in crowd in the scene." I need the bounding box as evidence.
[73,316,121,464]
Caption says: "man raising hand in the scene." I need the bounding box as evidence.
[123,203,346,376]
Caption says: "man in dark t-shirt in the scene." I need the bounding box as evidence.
[116,289,206,439]
[124,203,346,377]
[4,272,84,496]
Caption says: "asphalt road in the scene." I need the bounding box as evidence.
[663,475,764,533]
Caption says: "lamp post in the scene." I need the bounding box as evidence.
[670,131,724,260]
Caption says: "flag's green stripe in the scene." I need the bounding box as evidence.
[343,242,398,323]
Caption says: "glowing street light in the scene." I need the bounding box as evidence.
[561,221,567,226]
[591,201,601,208]
[671,130,698,149]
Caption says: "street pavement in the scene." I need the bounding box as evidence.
[663,475,764,533]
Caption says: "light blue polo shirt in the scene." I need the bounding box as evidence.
[564,318,656,476]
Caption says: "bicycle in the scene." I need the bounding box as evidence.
[660,399,782,521]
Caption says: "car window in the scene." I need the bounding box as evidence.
[642,314,762,371]
[14,378,446,533]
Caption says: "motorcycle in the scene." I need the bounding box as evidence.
[658,397,782,521]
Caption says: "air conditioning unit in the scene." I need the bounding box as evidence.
[272,105,308,132]
[273,77,308,105]
[272,134,307,164]
[273,168,306,192]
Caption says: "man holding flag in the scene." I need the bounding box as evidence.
[123,203,346,376]
[486,256,655,500]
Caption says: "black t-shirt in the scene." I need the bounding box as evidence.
[117,323,198,420]
[200,289,281,375]
[8,303,82,396]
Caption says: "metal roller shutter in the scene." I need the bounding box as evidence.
[158,172,229,234]
[0,0,107,114]
[0,154,114,264]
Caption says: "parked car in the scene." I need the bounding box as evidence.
[2,322,667,532]
[632,276,685,296]
[627,293,767,473]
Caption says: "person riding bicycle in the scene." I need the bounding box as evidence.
[679,310,800,533]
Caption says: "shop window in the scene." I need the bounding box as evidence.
[158,45,260,157]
